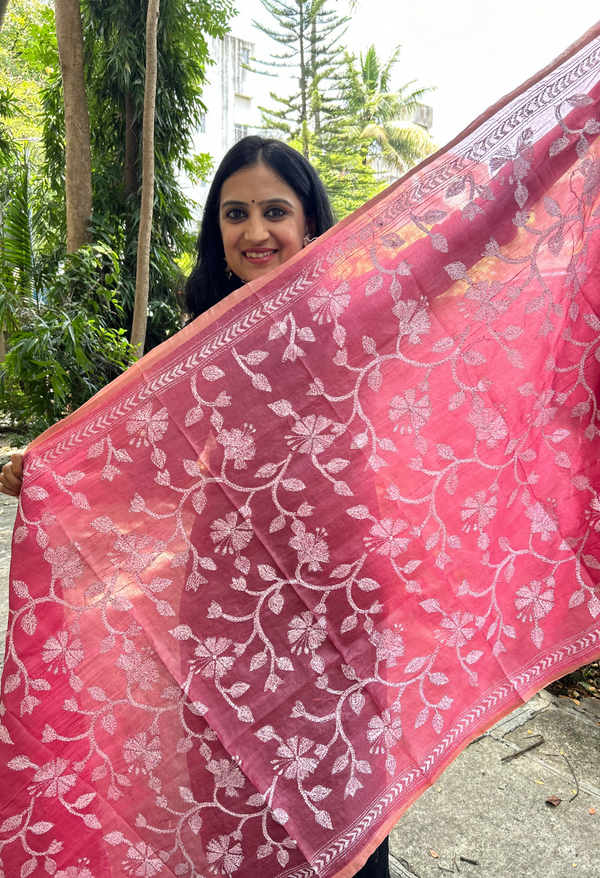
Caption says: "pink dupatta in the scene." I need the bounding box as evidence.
[2,22,600,878]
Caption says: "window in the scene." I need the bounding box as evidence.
[234,123,249,142]
[198,112,206,134]
[241,47,250,65]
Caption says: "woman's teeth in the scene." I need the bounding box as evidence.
[245,250,275,259]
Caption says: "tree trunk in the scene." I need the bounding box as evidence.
[130,0,160,358]
[299,2,309,158]
[55,0,93,252]
[310,16,320,136]
[124,90,139,199]
[0,0,10,35]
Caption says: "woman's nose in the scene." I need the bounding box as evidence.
[244,216,270,243]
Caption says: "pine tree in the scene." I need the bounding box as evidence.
[254,0,349,158]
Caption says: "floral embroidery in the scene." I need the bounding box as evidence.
[210,512,253,555]
[286,414,334,455]
[364,518,410,558]
[126,403,168,448]
[217,425,256,469]
[205,835,244,875]
[272,736,318,780]
[288,612,327,654]
[28,759,77,798]
[192,638,235,679]
[366,711,402,752]
[123,733,162,774]
[42,631,84,672]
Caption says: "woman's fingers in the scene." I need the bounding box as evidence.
[0,452,24,497]
[11,452,23,480]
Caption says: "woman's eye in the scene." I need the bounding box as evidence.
[265,207,285,218]
[225,208,246,220]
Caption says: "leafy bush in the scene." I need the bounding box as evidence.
[0,244,135,436]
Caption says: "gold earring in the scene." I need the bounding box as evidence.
[303,235,316,247]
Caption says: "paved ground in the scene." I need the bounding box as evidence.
[389,691,600,878]
[0,497,598,876]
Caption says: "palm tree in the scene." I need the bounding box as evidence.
[342,44,436,176]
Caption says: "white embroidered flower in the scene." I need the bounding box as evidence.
[116,646,159,691]
[461,491,497,531]
[28,758,77,798]
[307,283,351,323]
[364,518,410,558]
[123,733,162,774]
[288,521,329,571]
[123,842,163,877]
[286,414,334,455]
[126,403,168,448]
[217,425,256,469]
[55,866,94,878]
[388,389,431,433]
[42,630,84,673]
[207,758,246,797]
[45,545,84,589]
[435,611,475,648]
[366,710,402,752]
[192,637,235,679]
[206,835,243,875]
[111,533,156,574]
[392,298,430,344]
[272,735,318,780]
[467,399,508,449]
[515,580,554,623]
[525,501,558,542]
[210,512,253,555]
[586,496,600,532]
[370,628,405,668]
[288,611,327,654]
[464,279,507,323]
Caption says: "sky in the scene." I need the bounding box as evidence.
[229,0,600,148]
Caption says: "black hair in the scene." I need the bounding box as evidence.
[184,136,335,320]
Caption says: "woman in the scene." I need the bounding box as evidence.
[0,134,390,878]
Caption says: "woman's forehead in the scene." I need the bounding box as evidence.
[219,163,299,204]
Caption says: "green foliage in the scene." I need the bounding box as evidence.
[0,0,49,142]
[256,4,436,218]
[0,0,236,433]
[184,152,215,185]
[340,45,436,175]
[255,0,349,157]
[77,0,233,349]
[0,149,134,435]
[1,264,134,435]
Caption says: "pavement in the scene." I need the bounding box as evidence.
[0,496,598,877]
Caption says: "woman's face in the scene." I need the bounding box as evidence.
[219,162,313,284]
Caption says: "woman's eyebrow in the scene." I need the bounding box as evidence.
[220,198,294,209]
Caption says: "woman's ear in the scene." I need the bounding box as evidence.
[305,217,316,239]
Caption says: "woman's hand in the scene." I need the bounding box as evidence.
[0,453,23,497]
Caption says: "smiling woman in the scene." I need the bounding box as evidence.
[219,163,314,283]
[184,136,335,319]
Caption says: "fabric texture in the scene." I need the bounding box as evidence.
[2,24,600,878]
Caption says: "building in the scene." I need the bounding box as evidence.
[181,34,261,221]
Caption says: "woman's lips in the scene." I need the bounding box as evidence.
[242,249,278,265]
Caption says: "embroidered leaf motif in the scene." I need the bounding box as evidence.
[202,365,225,380]
[281,479,305,491]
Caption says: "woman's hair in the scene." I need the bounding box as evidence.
[184,136,335,320]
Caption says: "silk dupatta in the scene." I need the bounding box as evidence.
[3,23,600,878]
